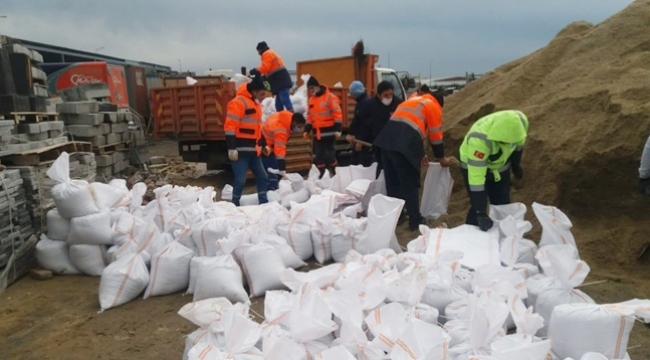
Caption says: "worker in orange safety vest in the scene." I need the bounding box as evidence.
[251,41,294,112]
[261,110,306,190]
[374,86,450,230]
[303,76,343,178]
[224,74,270,206]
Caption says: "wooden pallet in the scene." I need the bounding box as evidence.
[0,141,93,166]
[93,141,131,155]
[4,112,59,124]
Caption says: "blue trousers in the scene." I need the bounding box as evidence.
[261,153,279,190]
[231,152,268,206]
[275,88,294,112]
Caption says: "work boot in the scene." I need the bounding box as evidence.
[638,178,650,196]
[409,216,428,231]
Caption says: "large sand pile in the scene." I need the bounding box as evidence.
[442,0,650,275]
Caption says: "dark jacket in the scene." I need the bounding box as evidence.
[257,48,292,95]
[374,121,423,170]
[356,96,401,143]
[348,93,369,138]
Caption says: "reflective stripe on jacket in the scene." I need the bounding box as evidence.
[388,93,443,144]
[224,84,263,154]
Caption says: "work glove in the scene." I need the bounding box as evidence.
[512,166,524,180]
[228,150,239,161]
[334,132,342,139]
[278,170,287,178]
[262,146,271,156]
[303,132,311,140]
[476,212,494,232]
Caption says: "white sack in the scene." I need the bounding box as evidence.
[36,235,79,274]
[365,302,409,353]
[420,163,453,220]
[490,335,552,360]
[280,188,310,209]
[311,219,333,264]
[193,255,248,304]
[69,244,108,276]
[345,179,371,200]
[99,254,149,311]
[532,202,577,249]
[277,222,313,261]
[183,328,225,360]
[384,262,428,307]
[549,303,641,360]
[518,239,538,265]
[178,297,233,328]
[47,152,100,219]
[331,217,367,263]
[261,234,306,269]
[91,182,129,209]
[193,217,243,257]
[426,225,500,270]
[390,318,451,360]
[240,243,286,298]
[67,210,113,245]
[143,241,194,299]
[289,284,338,343]
[46,209,70,241]
[357,194,404,254]
[330,163,377,193]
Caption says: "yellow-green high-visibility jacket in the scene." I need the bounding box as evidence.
[460,110,529,192]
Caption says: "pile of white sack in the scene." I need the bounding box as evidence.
[178,202,650,359]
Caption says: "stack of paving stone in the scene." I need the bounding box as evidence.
[0,120,15,157]
[0,168,37,287]
[57,100,129,147]
[7,152,96,237]
[0,38,48,113]
[57,98,129,179]
[5,121,67,153]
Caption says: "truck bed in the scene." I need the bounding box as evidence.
[151,82,312,172]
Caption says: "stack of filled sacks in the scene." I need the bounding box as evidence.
[178,201,650,360]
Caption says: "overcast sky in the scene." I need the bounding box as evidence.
[2,0,634,78]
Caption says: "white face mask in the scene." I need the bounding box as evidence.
[381,97,393,106]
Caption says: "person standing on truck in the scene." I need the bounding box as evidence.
[459,110,528,231]
[346,80,372,166]
[374,86,450,231]
[251,41,294,112]
[262,110,307,190]
[224,74,270,206]
[303,76,343,178]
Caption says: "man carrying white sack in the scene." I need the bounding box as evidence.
[374,86,450,231]
[460,110,529,231]
[638,133,650,195]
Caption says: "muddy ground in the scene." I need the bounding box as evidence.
[2,141,650,359]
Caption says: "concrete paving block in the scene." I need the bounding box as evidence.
[113,151,126,162]
[49,130,62,138]
[97,102,118,112]
[111,123,128,134]
[116,112,127,123]
[30,50,44,63]
[98,123,110,135]
[124,112,134,122]
[79,84,110,100]
[17,123,43,134]
[48,121,65,132]
[96,166,113,177]
[105,133,120,144]
[33,84,49,97]
[101,112,118,124]
[30,67,47,82]
[28,132,48,141]
[60,113,104,126]
[75,135,105,147]
[120,132,130,142]
[67,125,100,138]
[95,154,114,167]
[56,101,100,115]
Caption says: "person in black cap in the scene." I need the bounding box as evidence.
[250,41,294,112]
[224,74,270,206]
[303,76,343,178]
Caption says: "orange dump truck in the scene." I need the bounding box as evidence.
[151,82,312,172]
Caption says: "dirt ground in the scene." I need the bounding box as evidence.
[2,140,650,359]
